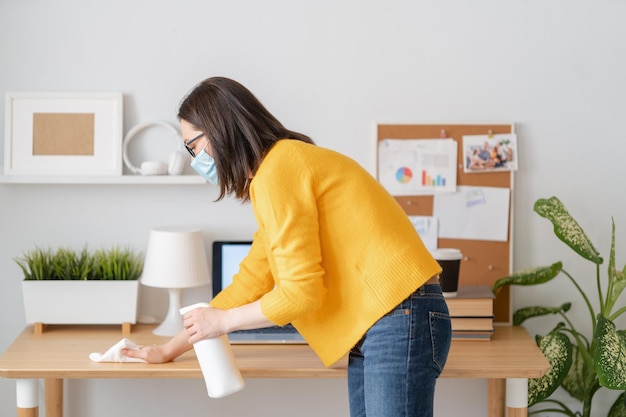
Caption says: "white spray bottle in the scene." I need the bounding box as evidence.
[179,302,245,398]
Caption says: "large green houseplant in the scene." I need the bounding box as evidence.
[493,197,626,417]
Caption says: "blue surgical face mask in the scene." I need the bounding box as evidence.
[191,149,219,184]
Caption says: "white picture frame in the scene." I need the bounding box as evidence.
[4,92,123,176]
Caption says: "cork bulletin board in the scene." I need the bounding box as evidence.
[377,123,514,323]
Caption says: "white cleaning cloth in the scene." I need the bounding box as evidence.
[89,338,147,363]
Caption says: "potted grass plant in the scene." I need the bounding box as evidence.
[15,245,143,327]
[493,197,626,417]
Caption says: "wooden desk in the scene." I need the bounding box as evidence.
[0,325,548,417]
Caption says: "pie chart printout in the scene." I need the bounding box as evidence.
[378,138,457,196]
[395,167,413,184]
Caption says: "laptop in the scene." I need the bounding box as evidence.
[212,241,306,344]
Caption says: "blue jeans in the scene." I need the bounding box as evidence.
[348,284,452,417]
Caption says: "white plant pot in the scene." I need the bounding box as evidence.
[22,280,139,325]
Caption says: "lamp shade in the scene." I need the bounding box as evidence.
[141,226,210,289]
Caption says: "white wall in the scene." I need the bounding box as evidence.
[1,1,625,416]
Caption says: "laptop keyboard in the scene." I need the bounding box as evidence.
[231,324,297,334]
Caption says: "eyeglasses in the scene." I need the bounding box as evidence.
[184,132,205,157]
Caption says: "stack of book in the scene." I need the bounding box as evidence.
[445,285,495,340]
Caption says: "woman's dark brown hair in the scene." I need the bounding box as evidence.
[178,77,314,201]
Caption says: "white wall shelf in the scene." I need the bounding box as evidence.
[0,173,207,185]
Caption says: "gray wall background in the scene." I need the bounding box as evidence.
[1,1,625,416]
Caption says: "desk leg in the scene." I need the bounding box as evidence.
[505,378,528,417]
[45,379,63,417]
[16,379,38,417]
[487,379,505,417]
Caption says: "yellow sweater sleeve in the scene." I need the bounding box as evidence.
[209,237,274,310]
[248,145,327,326]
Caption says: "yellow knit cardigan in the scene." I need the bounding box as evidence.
[210,140,441,366]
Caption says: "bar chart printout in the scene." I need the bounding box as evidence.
[378,138,457,196]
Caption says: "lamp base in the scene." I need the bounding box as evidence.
[153,288,184,336]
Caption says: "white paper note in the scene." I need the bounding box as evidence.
[433,186,510,241]
[408,216,439,252]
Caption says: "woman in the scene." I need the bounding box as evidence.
[124,76,452,417]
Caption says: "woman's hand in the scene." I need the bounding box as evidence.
[121,330,194,364]
[121,344,170,364]
[182,306,230,344]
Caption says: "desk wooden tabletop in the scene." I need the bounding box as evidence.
[0,324,548,380]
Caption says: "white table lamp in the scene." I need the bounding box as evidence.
[141,226,210,336]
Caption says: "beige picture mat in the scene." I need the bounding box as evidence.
[32,113,95,156]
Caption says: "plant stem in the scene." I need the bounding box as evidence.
[596,263,605,313]
[562,269,597,334]
[609,305,626,321]
[581,380,601,417]
[559,315,594,369]
[529,409,575,416]
[560,326,590,349]
[530,399,578,417]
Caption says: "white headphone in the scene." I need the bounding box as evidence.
[122,121,188,175]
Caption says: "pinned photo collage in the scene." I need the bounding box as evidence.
[463,133,518,173]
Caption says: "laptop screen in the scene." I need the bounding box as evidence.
[212,241,252,297]
[210,240,306,344]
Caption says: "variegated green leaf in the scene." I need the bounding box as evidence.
[534,197,603,264]
[513,303,571,326]
[608,392,626,417]
[528,330,573,406]
[595,315,626,390]
[493,263,562,294]
[607,219,626,314]
[612,266,626,316]
[561,345,588,401]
